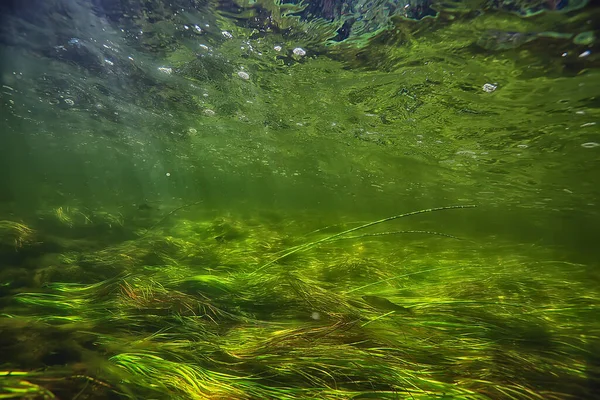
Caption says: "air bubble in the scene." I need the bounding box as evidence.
[581,142,599,148]
[293,47,306,57]
[482,83,497,93]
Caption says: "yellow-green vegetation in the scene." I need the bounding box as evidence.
[1,205,598,399]
[0,371,57,399]
[38,206,124,230]
[0,221,34,249]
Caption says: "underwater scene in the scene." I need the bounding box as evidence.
[0,0,599,399]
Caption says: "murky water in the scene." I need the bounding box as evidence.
[1,1,599,399]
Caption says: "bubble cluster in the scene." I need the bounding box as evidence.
[293,47,306,57]
[482,83,497,93]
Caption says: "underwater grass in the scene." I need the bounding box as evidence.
[0,370,112,400]
[0,372,57,400]
[250,204,476,276]
[0,220,35,249]
[1,206,598,399]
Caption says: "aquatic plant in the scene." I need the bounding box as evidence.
[250,204,476,275]
[2,205,597,399]
[0,220,34,249]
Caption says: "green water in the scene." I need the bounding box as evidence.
[1,0,599,399]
